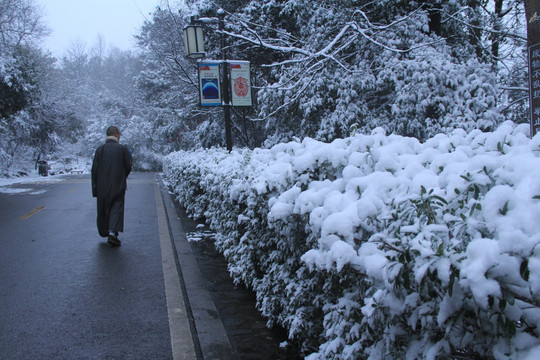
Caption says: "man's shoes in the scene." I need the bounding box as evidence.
[107,234,121,247]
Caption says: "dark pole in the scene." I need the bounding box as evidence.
[220,15,233,152]
[525,0,540,137]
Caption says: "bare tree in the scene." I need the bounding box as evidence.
[0,0,48,50]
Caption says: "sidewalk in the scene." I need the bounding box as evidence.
[156,175,236,360]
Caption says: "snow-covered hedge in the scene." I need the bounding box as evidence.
[163,121,540,360]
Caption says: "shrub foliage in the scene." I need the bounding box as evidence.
[163,121,540,359]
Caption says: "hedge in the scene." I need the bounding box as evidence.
[162,121,540,360]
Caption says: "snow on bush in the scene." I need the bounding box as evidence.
[163,121,540,359]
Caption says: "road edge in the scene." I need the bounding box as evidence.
[155,180,199,360]
[156,174,236,360]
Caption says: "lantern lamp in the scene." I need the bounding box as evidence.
[183,24,205,58]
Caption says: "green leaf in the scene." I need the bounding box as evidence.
[473,185,480,200]
[448,267,459,297]
[432,195,448,205]
[499,201,509,216]
[500,298,506,311]
[403,270,410,289]
[505,318,516,336]
[367,325,374,335]
[437,243,444,256]
[520,259,530,281]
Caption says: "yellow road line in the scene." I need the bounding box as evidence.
[69,187,79,193]
[18,206,45,220]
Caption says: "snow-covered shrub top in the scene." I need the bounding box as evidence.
[163,121,540,360]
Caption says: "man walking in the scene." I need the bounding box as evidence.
[92,126,132,246]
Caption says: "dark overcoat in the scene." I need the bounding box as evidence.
[91,138,132,237]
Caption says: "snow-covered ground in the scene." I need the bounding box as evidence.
[0,158,91,190]
[0,171,65,188]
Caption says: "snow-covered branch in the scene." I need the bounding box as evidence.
[250,62,322,121]
[500,86,528,92]
[443,6,527,43]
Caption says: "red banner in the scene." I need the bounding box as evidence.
[230,62,252,107]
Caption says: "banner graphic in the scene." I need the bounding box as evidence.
[230,62,252,107]
[199,63,221,106]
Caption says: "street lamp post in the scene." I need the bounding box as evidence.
[183,16,233,151]
[219,15,233,152]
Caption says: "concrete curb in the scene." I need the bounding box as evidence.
[157,175,237,360]
[155,181,198,359]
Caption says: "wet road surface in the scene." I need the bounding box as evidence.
[0,172,291,359]
[0,173,176,359]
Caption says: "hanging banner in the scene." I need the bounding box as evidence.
[529,44,540,136]
[198,62,221,106]
[525,0,540,136]
[230,61,252,107]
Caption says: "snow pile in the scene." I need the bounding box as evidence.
[163,121,540,359]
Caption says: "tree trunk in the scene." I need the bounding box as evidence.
[491,0,504,62]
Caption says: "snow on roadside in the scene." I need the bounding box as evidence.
[0,172,65,187]
[0,158,91,188]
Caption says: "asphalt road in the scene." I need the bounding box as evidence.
[0,173,190,359]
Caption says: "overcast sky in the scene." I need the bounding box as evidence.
[37,0,165,57]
